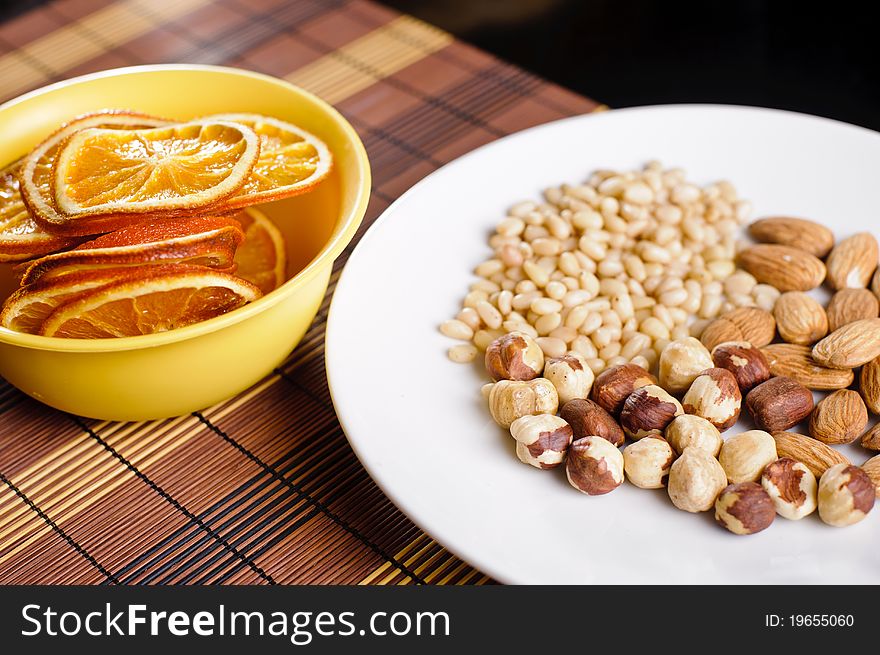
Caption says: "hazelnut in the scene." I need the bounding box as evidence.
[485,331,544,381]
[714,482,776,535]
[682,368,742,431]
[745,376,814,433]
[623,435,675,489]
[619,384,684,440]
[566,436,624,495]
[761,457,817,520]
[719,430,778,483]
[544,352,594,405]
[808,389,868,445]
[659,337,714,394]
[559,398,625,447]
[488,378,558,428]
[667,446,728,512]
[509,414,573,469]
[589,363,657,416]
[817,463,876,527]
[664,414,722,456]
[711,341,770,393]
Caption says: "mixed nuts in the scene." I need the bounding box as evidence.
[442,163,879,536]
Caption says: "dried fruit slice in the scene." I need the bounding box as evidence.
[0,266,140,334]
[19,111,169,236]
[19,215,244,285]
[0,159,77,261]
[54,120,260,220]
[207,113,331,209]
[232,208,287,294]
[40,265,261,338]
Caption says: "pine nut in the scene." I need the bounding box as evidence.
[440,319,474,341]
[476,300,503,329]
[535,312,562,335]
[448,344,478,363]
[535,336,567,358]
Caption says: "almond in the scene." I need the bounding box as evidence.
[873,268,880,302]
[862,455,880,497]
[700,317,743,351]
[812,318,880,369]
[760,343,854,390]
[738,244,826,292]
[773,291,828,345]
[808,389,868,445]
[826,288,879,332]
[861,423,880,451]
[748,217,834,258]
[860,355,880,414]
[771,431,850,478]
[825,232,879,290]
[745,376,814,433]
[724,307,776,347]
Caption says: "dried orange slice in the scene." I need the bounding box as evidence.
[19,111,169,236]
[0,266,138,334]
[207,113,331,209]
[40,265,261,338]
[232,208,287,294]
[19,215,244,285]
[54,120,260,220]
[0,159,78,261]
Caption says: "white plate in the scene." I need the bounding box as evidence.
[325,105,880,584]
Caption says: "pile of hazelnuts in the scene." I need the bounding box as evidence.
[482,329,875,535]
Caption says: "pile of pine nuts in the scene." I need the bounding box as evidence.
[442,161,780,375]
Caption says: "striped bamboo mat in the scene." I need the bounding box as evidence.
[0,0,600,584]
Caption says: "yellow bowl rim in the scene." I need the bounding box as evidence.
[0,64,371,353]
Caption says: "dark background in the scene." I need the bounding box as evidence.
[384,0,880,131]
[2,0,879,130]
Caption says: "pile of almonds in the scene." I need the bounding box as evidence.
[443,168,880,535]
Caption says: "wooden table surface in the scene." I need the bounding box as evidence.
[0,0,600,584]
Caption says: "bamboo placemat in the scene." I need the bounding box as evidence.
[0,0,600,584]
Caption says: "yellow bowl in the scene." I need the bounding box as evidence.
[0,65,370,421]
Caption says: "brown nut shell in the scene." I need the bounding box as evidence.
[808,389,868,445]
[715,482,776,535]
[565,436,624,495]
[485,331,544,381]
[711,341,770,393]
[589,363,657,416]
[559,398,624,447]
[619,384,684,440]
[745,376,814,432]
